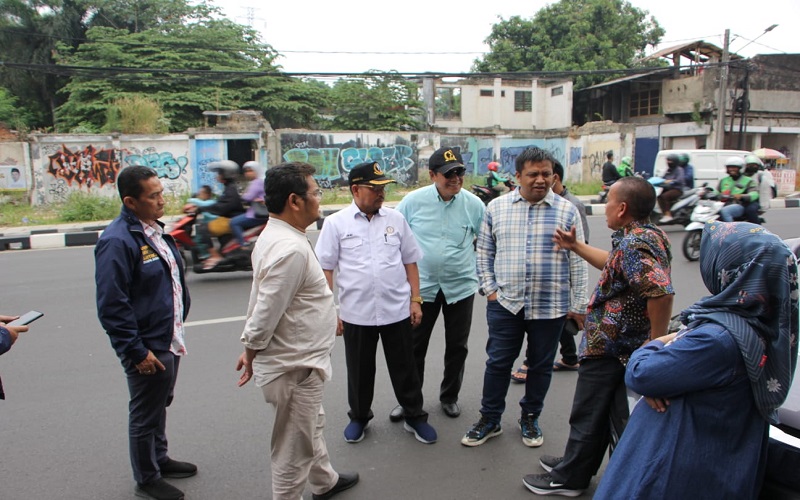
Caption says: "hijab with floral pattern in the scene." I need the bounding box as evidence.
[681,222,799,423]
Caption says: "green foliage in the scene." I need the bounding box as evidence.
[60,191,122,222]
[104,95,169,133]
[473,0,665,88]
[54,21,329,132]
[0,87,33,129]
[326,71,424,131]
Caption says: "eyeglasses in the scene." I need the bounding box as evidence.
[443,168,466,179]
[357,184,386,194]
[303,189,323,199]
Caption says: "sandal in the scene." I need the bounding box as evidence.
[510,365,528,383]
[202,256,222,271]
[553,360,579,371]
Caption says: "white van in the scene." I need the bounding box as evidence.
[653,149,750,188]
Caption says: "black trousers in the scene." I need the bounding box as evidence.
[550,357,629,489]
[343,319,427,424]
[122,350,180,484]
[412,291,474,404]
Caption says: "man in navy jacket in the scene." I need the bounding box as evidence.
[95,165,194,500]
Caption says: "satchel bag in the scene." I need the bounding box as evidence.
[251,201,270,219]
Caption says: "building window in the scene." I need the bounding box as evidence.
[480,89,494,97]
[501,90,506,97]
[514,91,532,112]
[551,86,563,96]
[435,87,461,121]
[630,84,660,117]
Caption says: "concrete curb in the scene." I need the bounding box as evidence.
[2,198,798,252]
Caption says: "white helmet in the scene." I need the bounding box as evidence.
[724,156,745,173]
[242,160,260,171]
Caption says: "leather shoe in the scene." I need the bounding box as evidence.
[159,458,197,478]
[135,478,184,500]
[441,401,461,418]
[389,404,404,422]
[312,471,360,499]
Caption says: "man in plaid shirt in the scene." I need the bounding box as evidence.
[461,147,588,448]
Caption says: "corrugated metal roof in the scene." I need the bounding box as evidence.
[643,40,743,62]
[582,69,668,90]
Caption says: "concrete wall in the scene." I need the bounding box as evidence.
[276,131,439,187]
[662,74,707,115]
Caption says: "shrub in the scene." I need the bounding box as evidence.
[60,192,121,222]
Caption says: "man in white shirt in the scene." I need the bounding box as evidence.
[316,161,438,445]
[237,162,358,500]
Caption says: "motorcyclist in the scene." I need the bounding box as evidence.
[185,160,245,269]
[656,153,686,223]
[616,156,634,178]
[228,161,268,249]
[717,156,759,223]
[601,151,620,186]
[486,161,511,194]
[744,154,776,214]
[677,152,695,189]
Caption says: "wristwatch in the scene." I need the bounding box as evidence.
[410,296,424,304]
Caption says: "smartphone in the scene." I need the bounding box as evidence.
[7,310,44,326]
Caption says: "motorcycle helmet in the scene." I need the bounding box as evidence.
[744,154,764,169]
[242,160,260,171]
[620,156,632,168]
[678,153,690,166]
[724,156,745,174]
[209,160,239,182]
[666,153,680,169]
[487,161,499,172]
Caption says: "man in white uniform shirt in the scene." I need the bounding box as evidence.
[316,161,438,445]
[237,162,358,500]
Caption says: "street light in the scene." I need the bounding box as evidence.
[736,24,779,53]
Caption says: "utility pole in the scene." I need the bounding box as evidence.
[715,30,730,149]
[737,65,751,150]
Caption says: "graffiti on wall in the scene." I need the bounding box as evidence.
[46,144,121,188]
[280,135,418,187]
[124,148,188,180]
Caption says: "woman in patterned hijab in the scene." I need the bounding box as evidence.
[595,222,798,500]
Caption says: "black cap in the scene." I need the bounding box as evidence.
[429,147,464,174]
[348,161,396,186]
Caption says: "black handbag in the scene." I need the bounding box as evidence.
[251,201,270,219]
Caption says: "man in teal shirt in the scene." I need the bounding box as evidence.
[393,146,485,420]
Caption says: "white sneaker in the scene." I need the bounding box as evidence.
[659,215,674,223]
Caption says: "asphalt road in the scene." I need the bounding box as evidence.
[1,210,798,500]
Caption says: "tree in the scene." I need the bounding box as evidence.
[327,72,424,131]
[473,0,664,88]
[55,21,329,132]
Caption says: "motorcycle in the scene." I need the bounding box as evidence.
[682,186,765,261]
[471,179,516,205]
[168,212,266,273]
[595,183,611,204]
[649,177,701,227]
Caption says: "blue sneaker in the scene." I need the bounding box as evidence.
[344,420,369,443]
[519,413,543,447]
[460,415,502,447]
[403,420,438,444]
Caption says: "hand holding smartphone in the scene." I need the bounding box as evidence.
[7,310,44,326]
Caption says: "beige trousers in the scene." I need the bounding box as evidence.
[262,368,338,500]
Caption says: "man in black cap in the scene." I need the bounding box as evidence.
[315,162,438,445]
[391,147,485,421]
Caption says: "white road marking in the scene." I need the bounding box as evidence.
[185,316,246,327]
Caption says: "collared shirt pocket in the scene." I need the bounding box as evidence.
[340,235,363,249]
[450,224,473,249]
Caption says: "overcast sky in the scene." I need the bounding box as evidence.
[219,0,799,77]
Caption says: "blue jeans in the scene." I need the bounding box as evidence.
[480,300,564,424]
[229,213,266,245]
[720,202,760,223]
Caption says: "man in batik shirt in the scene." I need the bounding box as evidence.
[523,176,675,497]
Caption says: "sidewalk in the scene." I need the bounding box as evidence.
[2,195,799,252]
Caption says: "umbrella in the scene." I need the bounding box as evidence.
[752,148,786,160]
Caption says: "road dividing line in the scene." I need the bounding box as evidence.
[185,316,247,327]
